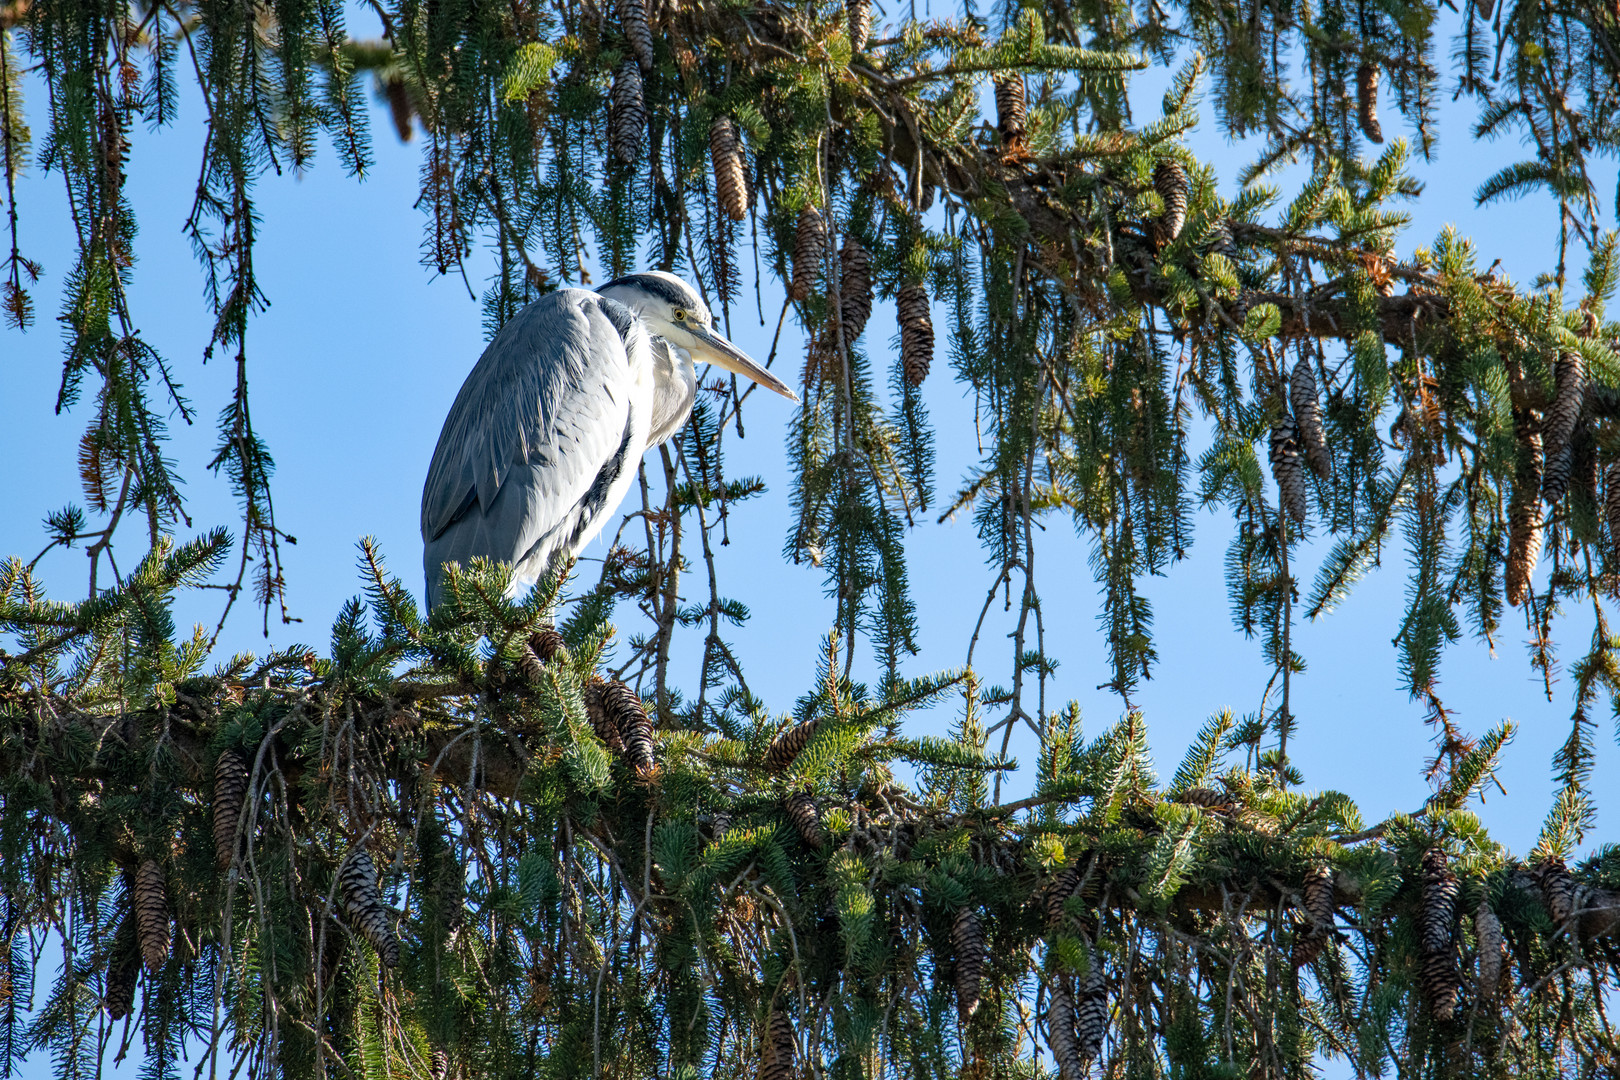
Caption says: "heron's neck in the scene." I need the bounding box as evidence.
[646,337,697,447]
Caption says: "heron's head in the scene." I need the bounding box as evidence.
[598,271,797,401]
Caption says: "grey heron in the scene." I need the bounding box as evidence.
[421,272,796,612]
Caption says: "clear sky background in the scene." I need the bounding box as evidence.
[2,9,1618,1075]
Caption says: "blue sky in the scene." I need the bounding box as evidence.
[2,11,1619,1075]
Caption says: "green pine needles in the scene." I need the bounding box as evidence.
[5,0,1620,1072]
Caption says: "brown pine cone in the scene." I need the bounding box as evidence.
[838,235,872,341]
[1047,976,1085,1080]
[1541,351,1586,504]
[602,679,656,777]
[618,0,654,72]
[1605,462,1620,566]
[897,283,934,387]
[845,0,870,53]
[339,850,400,968]
[952,907,985,1023]
[764,718,819,773]
[761,1003,796,1080]
[609,60,646,165]
[213,749,250,869]
[709,116,748,222]
[1074,952,1108,1061]
[784,787,825,849]
[134,860,170,974]
[995,75,1026,150]
[1357,63,1383,143]
[1475,900,1505,1000]
[1044,865,1081,927]
[1152,158,1188,246]
[1505,421,1544,607]
[1270,414,1308,525]
[104,909,140,1018]
[1290,357,1332,479]
[790,205,825,302]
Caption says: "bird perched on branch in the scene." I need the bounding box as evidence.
[422,273,797,610]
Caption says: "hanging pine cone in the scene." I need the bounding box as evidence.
[531,626,565,663]
[1270,414,1308,525]
[583,678,627,752]
[1357,63,1383,143]
[1176,786,1229,810]
[762,1003,796,1080]
[213,748,250,870]
[609,60,646,165]
[1541,351,1586,504]
[709,116,748,223]
[790,205,825,302]
[134,860,170,974]
[1290,357,1332,479]
[784,787,825,849]
[1475,900,1505,1000]
[1047,977,1086,1080]
[1074,952,1108,1061]
[764,718,819,773]
[1606,463,1620,565]
[1419,849,1459,1021]
[845,0,870,52]
[1536,859,1578,925]
[602,678,656,777]
[1152,158,1188,246]
[384,76,414,142]
[838,235,872,341]
[1044,865,1081,927]
[952,907,985,1024]
[617,0,653,72]
[1573,416,1598,509]
[339,850,400,968]
[897,283,934,388]
[1505,422,1544,607]
[104,909,140,1019]
[995,75,1027,151]
[1291,863,1336,966]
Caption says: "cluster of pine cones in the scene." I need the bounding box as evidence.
[1269,357,1332,526]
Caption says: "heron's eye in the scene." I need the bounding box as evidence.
[673,308,687,321]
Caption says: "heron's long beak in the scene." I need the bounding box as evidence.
[693,325,799,402]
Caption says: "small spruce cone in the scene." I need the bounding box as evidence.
[790,205,825,302]
[1074,953,1108,1062]
[762,1004,796,1080]
[431,1049,451,1080]
[1419,849,1459,1020]
[1475,900,1505,1000]
[1420,849,1459,955]
[1047,977,1085,1080]
[838,235,873,341]
[784,787,825,849]
[339,850,400,968]
[1357,63,1383,143]
[994,75,1027,150]
[1541,351,1586,504]
[1537,860,1577,925]
[384,76,414,142]
[530,627,565,663]
[845,0,870,53]
[952,907,985,1023]
[709,116,748,223]
[134,860,170,974]
[1270,414,1308,525]
[602,679,656,777]
[213,749,250,869]
[609,60,646,165]
[1291,864,1335,967]
[1152,158,1188,246]
[617,0,654,72]
[583,679,626,752]
[1044,865,1081,927]
[1605,462,1620,563]
[1176,786,1228,810]
[897,283,934,387]
[104,910,140,1019]
[1291,357,1332,479]
[1505,422,1544,607]
[764,718,819,773]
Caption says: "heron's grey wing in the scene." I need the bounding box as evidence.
[421,290,646,606]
